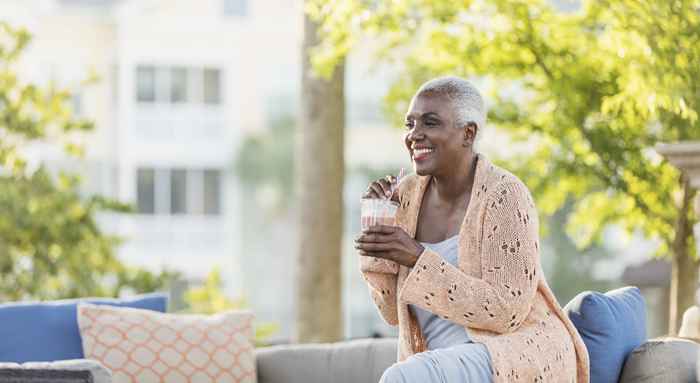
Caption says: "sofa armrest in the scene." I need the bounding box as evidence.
[0,369,93,383]
[255,338,397,383]
[0,359,111,383]
[619,337,698,383]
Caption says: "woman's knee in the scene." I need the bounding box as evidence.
[379,363,407,383]
[380,355,435,383]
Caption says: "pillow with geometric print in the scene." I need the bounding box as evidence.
[77,303,255,383]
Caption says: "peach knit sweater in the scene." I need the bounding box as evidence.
[360,154,589,383]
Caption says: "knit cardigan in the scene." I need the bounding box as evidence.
[360,154,589,383]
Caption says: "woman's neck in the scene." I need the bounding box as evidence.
[431,153,478,202]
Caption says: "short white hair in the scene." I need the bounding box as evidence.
[415,76,487,142]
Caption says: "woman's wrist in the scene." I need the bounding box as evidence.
[411,243,425,267]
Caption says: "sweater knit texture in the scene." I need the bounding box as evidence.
[360,154,590,383]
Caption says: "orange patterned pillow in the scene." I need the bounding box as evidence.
[77,303,255,383]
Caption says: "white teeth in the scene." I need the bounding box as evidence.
[414,148,434,156]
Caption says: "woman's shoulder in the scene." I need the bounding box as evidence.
[481,160,534,202]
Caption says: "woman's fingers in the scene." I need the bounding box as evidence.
[377,178,393,198]
[358,250,393,260]
[362,225,396,235]
[355,241,394,252]
[356,232,395,243]
[363,177,394,200]
[384,175,398,199]
[367,182,385,199]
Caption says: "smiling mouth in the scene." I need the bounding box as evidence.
[412,148,434,161]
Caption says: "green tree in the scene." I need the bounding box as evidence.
[543,201,614,305]
[310,0,700,333]
[234,114,295,214]
[0,23,174,300]
[182,268,279,346]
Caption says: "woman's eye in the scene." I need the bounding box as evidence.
[404,121,414,129]
[425,121,438,127]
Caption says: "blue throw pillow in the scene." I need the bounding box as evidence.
[564,286,647,383]
[0,293,168,362]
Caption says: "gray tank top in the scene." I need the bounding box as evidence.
[409,235,472,349]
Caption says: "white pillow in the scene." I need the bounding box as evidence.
[77,303,255,383]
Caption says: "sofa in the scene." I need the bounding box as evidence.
[255,338,396,383]
[1,336,697,383]
[255,337,699,383]
[234,286,700,383]
[1,287,699,383]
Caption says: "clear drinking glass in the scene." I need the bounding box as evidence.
[360,198,399,231]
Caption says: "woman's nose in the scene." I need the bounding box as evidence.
[407,129,424,142]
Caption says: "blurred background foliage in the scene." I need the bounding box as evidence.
[307,0,699,330]
[182,268,279,346]
[0,22,178,300]
[2,0,699,339]
[235,114,295,214]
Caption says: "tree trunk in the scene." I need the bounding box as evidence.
[294,11,345,343]
[669,175,699,334]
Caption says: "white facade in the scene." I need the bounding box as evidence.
[0,0,279,293]
[3,0,637,344]
[110,0,245,288]
[2,0,412,340]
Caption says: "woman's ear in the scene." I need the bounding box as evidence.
[462,122,478,147]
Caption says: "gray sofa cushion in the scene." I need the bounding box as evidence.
[0,369,93,383]
[255,338,397,383]
[0,359,111,383]
[619,337,699,383]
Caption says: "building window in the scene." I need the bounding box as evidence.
[135,66,221,106]
[170,169,188,214]
[203,169,221,215]
[136,167,221,215]
[137,168,156,214]
[170,67,188,103]
[203,68,221,105]
[223,0,247,16]
[136,66,156,102]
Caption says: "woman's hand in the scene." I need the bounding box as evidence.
[363,176,400,202]
[355,225,424,268]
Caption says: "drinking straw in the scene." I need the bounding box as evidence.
[372,198,378,227]
[377,168,405,224]
[389,167,405,199]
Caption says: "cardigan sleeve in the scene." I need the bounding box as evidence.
[360,269,399,326]
[398,181,540,334]
[359,252,399,325]
[356,174,417,326]
[360,253,399,274]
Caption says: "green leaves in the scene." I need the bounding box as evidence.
[182,268,279,346]
[234,114,295,214]
[312,0,700,255]
[0,23,172,300]
[0,22,30,63]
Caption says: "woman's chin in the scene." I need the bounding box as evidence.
[413,163,433,176]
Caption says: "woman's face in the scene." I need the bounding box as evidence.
[404,93,469,176]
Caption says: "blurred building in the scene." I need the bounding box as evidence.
[2,0,625,344]
[621,259,671,338]
[1,0,278,293]
[1,0,410,341]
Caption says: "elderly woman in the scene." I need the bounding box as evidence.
[354,77,589,382]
